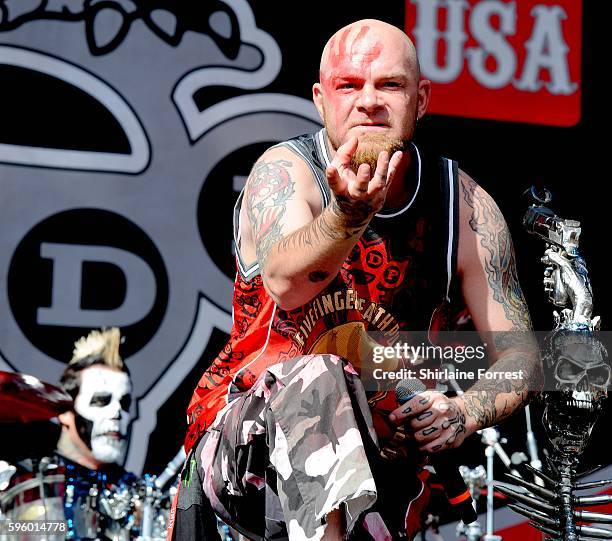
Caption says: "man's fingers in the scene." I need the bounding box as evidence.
[367,149,403,197]
[367,151,390,195]
[380,150,403,194]
[414,423,441,444]
[334,136,359,168]
[347,163,371,198]
[329,144,404,204]
[409,409,436,430]
[388,150,403,180]
[328,137,359,196]
[419,436,447,453]
[388,392,433,424]
[325,165,346,195]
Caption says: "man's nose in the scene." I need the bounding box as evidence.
[357,84,382,112]
[110,403,122,420]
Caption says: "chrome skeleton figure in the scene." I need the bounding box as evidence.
[496,187,611,541]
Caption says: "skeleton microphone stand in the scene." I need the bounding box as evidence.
[495,187,611,541]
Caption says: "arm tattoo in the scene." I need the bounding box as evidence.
[245,159,364,281]
[460,173,531,329]
[462,340,543,429]
[441,400,467,447]
[462,390,502,428]
[458,174,544,430]
[277,207,354,254]
[330,196,375,230]
[461,356,521,428]
[274,200,365,282]
[246,159,295,268]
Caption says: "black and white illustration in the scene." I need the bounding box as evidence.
[0,0,321,473]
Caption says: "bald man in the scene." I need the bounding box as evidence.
[175,19,541,541]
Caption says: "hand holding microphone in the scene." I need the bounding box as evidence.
[390,378,473,453]
[391,378,478,524]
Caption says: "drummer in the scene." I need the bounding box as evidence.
[0,328,136,540]
[57,327,132,470]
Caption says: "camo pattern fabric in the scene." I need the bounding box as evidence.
[182,354,427,541]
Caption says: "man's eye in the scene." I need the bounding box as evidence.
[90,394,112,407]
[120,395,132,412]
[383,81,402,88]
[337,83,355,90]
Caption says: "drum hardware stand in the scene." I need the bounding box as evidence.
[0,462,16,493]
[524,405,544,487]
[495,187,612,541]
[139,474,157,540]
[135,447,186,541]
[0,461,16,525]
[456,465,486,541]
[480,428,502,541]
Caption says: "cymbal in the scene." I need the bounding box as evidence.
[0,371,73,423]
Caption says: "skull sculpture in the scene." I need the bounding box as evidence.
[542,327,609,456]
[495,193,612,541]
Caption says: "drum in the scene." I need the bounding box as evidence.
[0,458,139,541]
[0,459,66,541]
[131,476,177,541]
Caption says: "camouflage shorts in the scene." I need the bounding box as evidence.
[173,354,429,541]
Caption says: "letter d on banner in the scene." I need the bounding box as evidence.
[37,243,156,327]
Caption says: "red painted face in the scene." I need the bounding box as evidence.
[318,25,420,152]
[321,26,383,89]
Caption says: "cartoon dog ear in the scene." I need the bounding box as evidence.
[146,9,179,43]
[141,7,182,47]
[202,6,241,61]
[139,2,241,60]
[85,3,131,56]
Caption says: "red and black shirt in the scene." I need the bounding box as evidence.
[185,129,462,451]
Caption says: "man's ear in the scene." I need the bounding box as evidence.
[416,79,431,120]
[58,410,74,427]
[312,82,325,122]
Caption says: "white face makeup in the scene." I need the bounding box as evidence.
[73,367,132,464]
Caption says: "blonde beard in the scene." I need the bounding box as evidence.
[349,134,405,173]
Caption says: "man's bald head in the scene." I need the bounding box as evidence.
[319,19,420,83]
[312,18,430,169]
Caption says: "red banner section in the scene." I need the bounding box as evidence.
[405,0,582,126]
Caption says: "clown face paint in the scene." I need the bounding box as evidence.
[73,367,132,464]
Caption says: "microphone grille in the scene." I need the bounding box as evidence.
[396,378,427,404]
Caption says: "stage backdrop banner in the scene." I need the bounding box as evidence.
[0,0,321,474]
[405,0,582,126]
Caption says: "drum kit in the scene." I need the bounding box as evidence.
[0,371,179,541]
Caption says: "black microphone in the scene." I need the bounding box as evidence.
[396,378,478,524]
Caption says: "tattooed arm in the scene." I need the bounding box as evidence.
[389,171,542,452]
[455,170,542,434]
[243,138,402,310]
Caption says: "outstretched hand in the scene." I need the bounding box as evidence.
[325,137,403,229]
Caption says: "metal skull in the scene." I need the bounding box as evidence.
[542,328,609,455]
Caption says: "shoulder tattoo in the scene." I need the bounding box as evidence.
[245,159,295,268]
